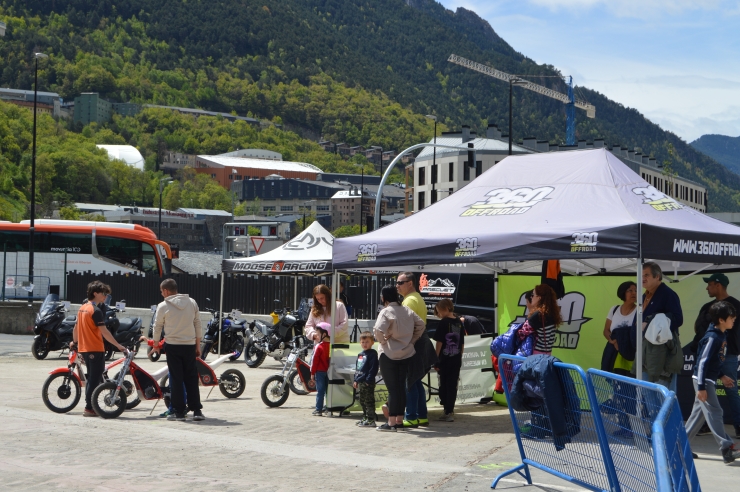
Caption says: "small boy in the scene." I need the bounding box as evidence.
[686,301,740,464]
[353,331,379,427]
[310,324,331,417]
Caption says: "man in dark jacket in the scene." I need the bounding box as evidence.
[640,262,683,391]
[691,273,740,438]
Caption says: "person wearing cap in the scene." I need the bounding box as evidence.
[691,273,740,438]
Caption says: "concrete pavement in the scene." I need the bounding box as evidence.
[1,334,739,491]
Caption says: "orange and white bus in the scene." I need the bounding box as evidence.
[0,220,172,298]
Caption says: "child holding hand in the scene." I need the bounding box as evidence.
[311,323,331,416]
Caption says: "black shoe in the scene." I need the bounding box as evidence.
[722,445,740,464]
[376,423,396,432]
[696,424,711,436]
[192,410,205,421]
[167,412,186,421]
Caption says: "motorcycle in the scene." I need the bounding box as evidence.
[101,297,143,360]
[32,294,74,360]
[40,347,140,413]
[200,298,247,361]
[146,306,165,362]
[92,349,246,419]
[260,336,315,407]
[244,299,308,368]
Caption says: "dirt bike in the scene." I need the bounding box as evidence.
[92,349,246,418]
[40,348,140,413]
[245,299,307,368]
[260,336,315,407]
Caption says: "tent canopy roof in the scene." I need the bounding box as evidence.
[333,149,740,270]
[222,221,333,274]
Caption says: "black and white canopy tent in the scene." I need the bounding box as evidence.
[331,148,740,378]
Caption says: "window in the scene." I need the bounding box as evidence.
[144,221,157,228]
[263,206,276,212]
[449,187,453,196]
[418,167,426,186]
[418,191,425,210]
[160,222,168,228]
[317,205,329,211]
[236,175,242,180]
[431,189,437,204]
[132,220,143,225]
[194,224,204,230]
[449,162,454,182]
[141,243,157,273]
[96,236,145,270]
[45,233,93,254]
[181,223,193,230]
[281,206,293,212]
[169,223,180,229]
[463,164,470,181]
[475,160,482,178]
[211,174,217,178]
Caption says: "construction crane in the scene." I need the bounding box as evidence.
[447,54,595,146]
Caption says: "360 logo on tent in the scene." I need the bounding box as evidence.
[357,244,378,262]
[461,186,554,217]
[455,237,479,257]
[632,185,683,211]
[571,232,598,252]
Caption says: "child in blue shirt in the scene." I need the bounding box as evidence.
[353,331,379,427]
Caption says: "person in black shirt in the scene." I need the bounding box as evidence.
[459,315,486,335]
[692,273,740,438]
[433,299,464,422]
[353,331,379,427]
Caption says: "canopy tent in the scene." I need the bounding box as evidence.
[222,221,334,274]
[330,148,740,387]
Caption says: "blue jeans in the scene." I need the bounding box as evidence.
[721,355,740,426]
[315,371,328,412]
[405,379,428,421]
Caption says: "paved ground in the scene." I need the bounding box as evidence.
[1,333,739,491]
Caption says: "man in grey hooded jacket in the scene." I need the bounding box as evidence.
[151,278,204,421]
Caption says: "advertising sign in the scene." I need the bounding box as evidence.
[418,272,461,315]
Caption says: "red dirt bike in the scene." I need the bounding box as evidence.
[41,349,140,413]
[91,350,245,418]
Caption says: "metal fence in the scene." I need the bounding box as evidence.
[66,270,396,316]
[2,275,51,300]
[494,355,700,492]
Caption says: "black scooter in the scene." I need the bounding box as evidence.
[32,295,142,360]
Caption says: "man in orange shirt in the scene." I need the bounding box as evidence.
[71,281,128,417]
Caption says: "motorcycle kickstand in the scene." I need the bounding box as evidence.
[149,399,160,416]
[206,386,216,400]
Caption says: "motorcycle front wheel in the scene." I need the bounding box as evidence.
[288,370,309,395]
[41,372,81,413]
[219,369,246,398]
[91,381,127,419]
[244,341,266,368]
[260,375,289,407]
[113,371,141,409]
[32,337,50,360]
[148,349,162,362]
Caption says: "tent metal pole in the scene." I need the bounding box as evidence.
[293,276,298,309]
[494,270,499,335]
[676,263,714,283]
[635,255,642,380]
[328,270,338,409]
[218,272,225,356]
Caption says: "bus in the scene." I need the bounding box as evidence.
[0,220,172,299]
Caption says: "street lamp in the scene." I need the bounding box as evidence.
[425,115,437,204]
[509,78,527,155]
[301,200,316,233]
[28,52,48,290]
[158,177,173,239]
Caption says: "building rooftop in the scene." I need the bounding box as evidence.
[177,208,233,217]
[0,88,61,99]
[415,136,530,160]
[172,251,223,276]
[198,155,323,174]
[145,105,260,124]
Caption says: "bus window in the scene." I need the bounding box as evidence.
[142,243,157,273]
[96,236,143,271]
[49,233,93,254]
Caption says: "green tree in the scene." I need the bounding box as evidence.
[332,224,366,238]
[59,205,81,220]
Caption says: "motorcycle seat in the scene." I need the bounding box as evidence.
[228,325,245,332]
[233,319,246,326]
[117,317,139,333]
[65,316,77,322]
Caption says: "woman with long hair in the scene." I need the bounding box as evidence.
[305,284,349,344]
[528,284,563,355]
[373,285,425,432]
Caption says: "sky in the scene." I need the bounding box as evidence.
[437,0,740,142]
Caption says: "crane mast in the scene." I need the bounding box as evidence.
[448,54,595,145]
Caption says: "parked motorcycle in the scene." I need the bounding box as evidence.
[146,306,165,362]
[93,349,245,418]
[244,299,308,368]
[32,294,74,360]
[260,336,315,407]
[32,295,142,361]
[200,299,247,361]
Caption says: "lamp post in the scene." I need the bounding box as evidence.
[425,114,437,204]
[508,78,527,156]
[158,177,173,239]
[28,52,48,289]
[301,199,316,233]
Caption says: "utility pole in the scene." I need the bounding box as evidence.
[29,52,48,292]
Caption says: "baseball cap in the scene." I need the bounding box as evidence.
[703,273,729,287]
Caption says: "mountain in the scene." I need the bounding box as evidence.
[691,134,740,176]
[3,0,740,211]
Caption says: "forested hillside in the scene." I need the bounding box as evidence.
[691,135,740,176]
[2,0,740,212]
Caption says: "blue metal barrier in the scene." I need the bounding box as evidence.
[493,356,700,492]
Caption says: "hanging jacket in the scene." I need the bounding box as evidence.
[509,354,581,451]
[636,313,684,381]
[600,320,638,371]
[491,322,534,358]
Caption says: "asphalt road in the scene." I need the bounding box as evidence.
[1,333,738,491]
